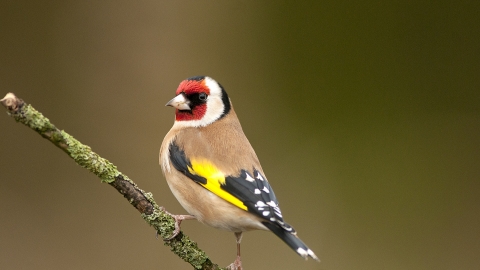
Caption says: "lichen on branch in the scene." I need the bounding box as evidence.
[1,92,222,270]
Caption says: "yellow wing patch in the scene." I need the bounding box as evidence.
[188,158,247,211]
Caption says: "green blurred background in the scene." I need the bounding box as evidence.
[1,1,479,269]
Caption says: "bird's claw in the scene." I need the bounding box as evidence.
[163,214,183,241]
[157,207,195,241]
[226,256,243,270]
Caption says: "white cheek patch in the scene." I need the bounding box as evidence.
[204,77,222,96]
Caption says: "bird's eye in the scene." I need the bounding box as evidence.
[199,93,208,101]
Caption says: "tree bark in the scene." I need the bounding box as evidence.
[1,92,223,270]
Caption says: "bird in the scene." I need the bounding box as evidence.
[159,76,319,269]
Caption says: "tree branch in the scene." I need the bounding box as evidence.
[1,92,222,270]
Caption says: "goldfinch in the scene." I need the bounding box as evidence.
[160,76,319,269]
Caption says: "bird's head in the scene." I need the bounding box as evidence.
[166,76,231,127]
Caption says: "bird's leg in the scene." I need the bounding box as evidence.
[157,206,196,240]
[226,232,243,270]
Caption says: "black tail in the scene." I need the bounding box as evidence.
[263,222,320,262]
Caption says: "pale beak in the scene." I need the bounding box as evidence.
[165,93,191,110]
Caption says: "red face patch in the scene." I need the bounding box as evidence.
[174,79,210,122]
[176,79,210,96]
[175,104,207,121]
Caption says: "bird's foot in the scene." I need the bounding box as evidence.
[157,207,195,241]
[226,255,242,270]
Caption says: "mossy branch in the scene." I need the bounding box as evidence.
[1,93,224,270]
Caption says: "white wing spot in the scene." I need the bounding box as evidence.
[254,189,261,194]
[255,201,266,207]
[262,211,270,216]
[245,173,255,182]
[266,201,277,207]
[262,187,270,193]
[256,173,264,181]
